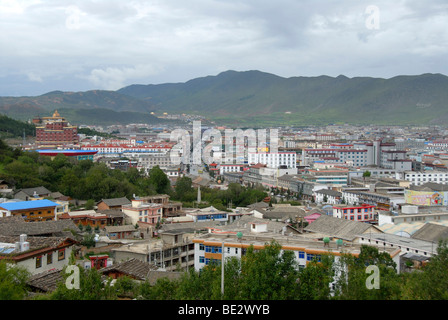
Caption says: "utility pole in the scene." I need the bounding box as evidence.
[221,241,225,296]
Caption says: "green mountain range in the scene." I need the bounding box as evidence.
[1,70,447,127]
[118,70,448,126]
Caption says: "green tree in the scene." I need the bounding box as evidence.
[148,166,171,194]
[401,240,448,300]
[138,277,180,300]
[59,169,80,197]
[0,260,31,300]
[333,245,401,300]
[3,159,43,188]
[176,263,222,300]
[175,176,194,201]
[81,232,95,248]
[295,254,334,300]
[126,167,143,185]
[85,199,95,210]
[114,276,138,298]
[237,240,300,300]
[50,265,116,300]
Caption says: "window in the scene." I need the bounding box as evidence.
[199,244,204,251]
[36,256,42,268]
[307,254,319,261]
[214,246,222,253]
[205,246,222,253]
[199,256,205,263]
[205,258,220,265]
[47,253,53,265]
[299,251,305,259]
[58,249,65,261]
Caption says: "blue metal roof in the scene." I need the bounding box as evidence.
[0,199,59,211]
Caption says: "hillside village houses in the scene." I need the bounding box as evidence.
[5,121,448,293]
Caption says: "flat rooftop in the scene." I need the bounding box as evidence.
[364,233,438,254]
[0,200,59,211]
[193,231,399,257]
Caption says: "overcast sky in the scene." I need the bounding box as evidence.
[0,0,447,96]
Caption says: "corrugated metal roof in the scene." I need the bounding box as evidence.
[304,215,378,241]
[0,199,59,211]
[379,221,448,236]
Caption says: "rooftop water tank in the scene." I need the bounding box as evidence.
[336,239,343,248]
[20,241,30,252]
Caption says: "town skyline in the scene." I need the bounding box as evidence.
[1,0,448,304]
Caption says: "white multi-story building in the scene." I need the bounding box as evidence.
[314,189,342,204]
[380,150,412,171]
[81,142,174,157]
[426,139,448,151]
[348,167,398,184]
[301,148,368,167]
[341,190,362,205]
[0,234,77,275]
[248,152,297,168]
[329,140,410,170]
[192,222,400,273]
[219,164,246,175]
[398,171,448,186]
[137,153,173,174]
[337,149,369,167]
[284,140,296,148]
[304,169,348,187]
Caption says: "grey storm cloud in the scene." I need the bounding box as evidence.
[0,0,447,96]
